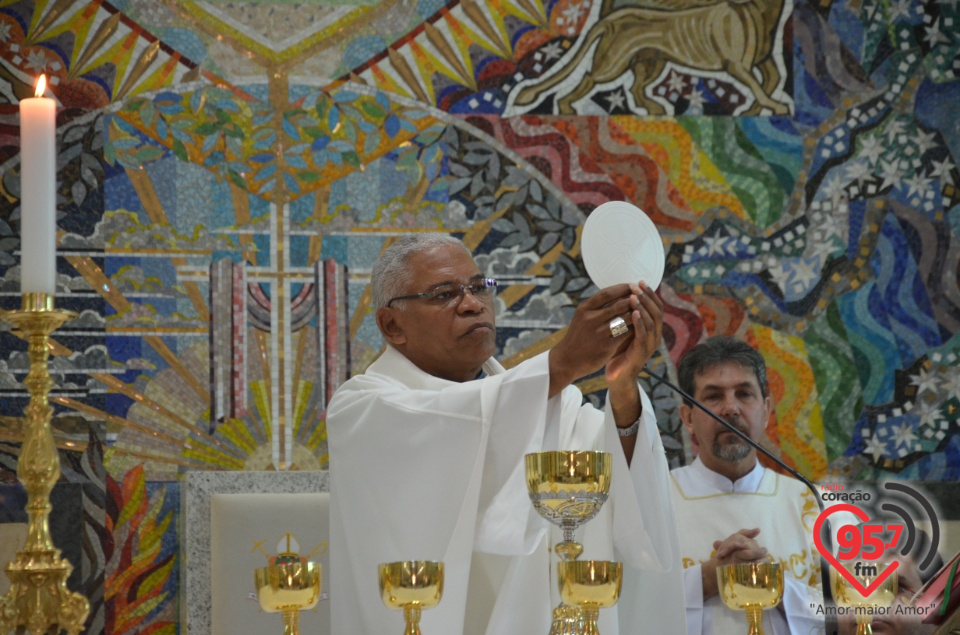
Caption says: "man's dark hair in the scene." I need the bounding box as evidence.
[677,336,768,404]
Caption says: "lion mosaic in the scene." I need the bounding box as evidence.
[512,0,790,115]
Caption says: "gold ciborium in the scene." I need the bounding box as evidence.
[717,562,785,635]
[378,560,444,635]
[526,451,614,634]
[254,561,322,635]
[829,562,898,635]
[557,560,622,635]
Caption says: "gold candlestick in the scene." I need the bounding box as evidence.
[0,293,88,635]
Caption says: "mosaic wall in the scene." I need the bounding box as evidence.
[1,0,959,632]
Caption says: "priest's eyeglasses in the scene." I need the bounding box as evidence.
[386,278,498,308]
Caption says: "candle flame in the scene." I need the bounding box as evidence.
[35,75,47,97]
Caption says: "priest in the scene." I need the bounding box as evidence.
[326,233,685,634]
[646,336,824,634]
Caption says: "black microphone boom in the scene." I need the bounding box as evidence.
[642,365,839,635]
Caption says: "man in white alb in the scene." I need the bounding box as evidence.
[326,233,686,634]
[666,336,824,634]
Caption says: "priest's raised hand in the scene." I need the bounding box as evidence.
[548,281,664,464]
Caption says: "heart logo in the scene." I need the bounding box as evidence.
[813,503,900,597]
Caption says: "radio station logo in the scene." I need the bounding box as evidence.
[812,482,940,597]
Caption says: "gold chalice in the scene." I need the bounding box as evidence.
[526,451,613,634]
[557,560,622,635]
[717,562,784,635]
[378,560,444,635]
[525,451,612,561]
[254,561,322,635]
[830,562,898,635]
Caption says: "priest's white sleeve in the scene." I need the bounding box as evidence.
[328,348,557,635]
[473,353,558,556]
[783,576,826,634]
[602,387,681,571]
[682,564,706,635]
[595,386,688,634]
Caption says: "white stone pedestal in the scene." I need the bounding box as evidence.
[181,471,330,635]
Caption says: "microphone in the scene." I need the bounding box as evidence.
[642,365,839,635]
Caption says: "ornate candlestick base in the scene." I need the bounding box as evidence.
[0,293,88,635]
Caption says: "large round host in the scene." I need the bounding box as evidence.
[581,201,665,290]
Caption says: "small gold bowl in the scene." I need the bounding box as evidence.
[558,559,622,635]
[254,561,322,613]
[378,560,444,610]
[717,562,784,635]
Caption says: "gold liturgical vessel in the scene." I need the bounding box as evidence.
[557,560,622,635]
[829,562,898,635]
[526,450,617,635]
[254,534,322,635]
[717,562,784,635]
[378,560,444,635]
[0,293,88,635]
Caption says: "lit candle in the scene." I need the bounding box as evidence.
[19,74,57,295]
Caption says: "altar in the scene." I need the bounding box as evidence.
[181,471,330,635]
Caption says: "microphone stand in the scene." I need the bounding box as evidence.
[643,366,839,635]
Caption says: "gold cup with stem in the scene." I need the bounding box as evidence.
[254,560,322,635]
[717,561,785,635]
[378,560,444,635]
[829,561,898,635]
[525,450,614,634]
[525,451,612,561]
[557,560,622,635]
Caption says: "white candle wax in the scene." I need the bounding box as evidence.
[19,77,57,295]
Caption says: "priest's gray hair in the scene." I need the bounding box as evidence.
[371,233,472,309]
[677,336,768,403]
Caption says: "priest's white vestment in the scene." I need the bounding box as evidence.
[326,345,686,634]
[670,458,824,635]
